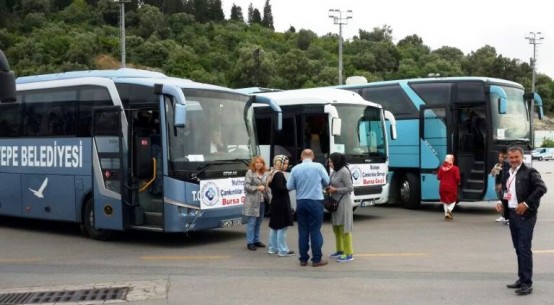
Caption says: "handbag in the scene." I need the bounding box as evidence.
[323,194,344,212]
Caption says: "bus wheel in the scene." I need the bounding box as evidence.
[399,173,421,209]
[82,198,112,241]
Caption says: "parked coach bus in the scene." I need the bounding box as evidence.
[240,87,397,209]
[337,77,544,209]
[0,69,281,239]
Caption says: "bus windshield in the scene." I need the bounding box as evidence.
[334,105,386,158]
[490,86,530,141]
[167,89,254,163]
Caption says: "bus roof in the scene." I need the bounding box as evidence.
[16,68,241,94]
[252,87,383,109]
[236,87,283,94]
[337,76,524,90]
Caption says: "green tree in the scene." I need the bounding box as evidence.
[251,8,262,25]
[247,3,253,24]
[230,4,244,22]
[261,0,273,29]
[273,49,311,89]
[134,4,168,39]
[358,25,393,43]
[232,45,274,88]
[541,138,554,147]
[296,29,316,51]
[208,0,224,22]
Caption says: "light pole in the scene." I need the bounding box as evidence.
[115,0,131,68]
[525,32,544,92]
[328,9,352,85]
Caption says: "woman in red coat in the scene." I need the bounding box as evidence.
[437,154,461,220]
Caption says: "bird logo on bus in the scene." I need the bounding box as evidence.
[29,177,48,199]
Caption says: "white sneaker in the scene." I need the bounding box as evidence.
[503,220,509,225]
[496,216,506,222]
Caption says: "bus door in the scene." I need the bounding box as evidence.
[456,105,487,200]
[91,107,125,231]
[129,107,163,229]
[419,105,449,200]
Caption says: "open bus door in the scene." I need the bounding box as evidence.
[419,105,449,201]
[89,106,124,239]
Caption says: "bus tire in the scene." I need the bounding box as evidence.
[82,198,112,241]
[399,173,421,209]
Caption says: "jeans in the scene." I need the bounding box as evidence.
[296,199,324,263]
[509,209,537,286]
[246,202,265,244]
[268,228,289,255]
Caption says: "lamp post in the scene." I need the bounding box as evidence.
[525,32,544,92]
[328,9,352,85]
[114,0,131,68]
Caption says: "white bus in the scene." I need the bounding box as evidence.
[243,87,397,209]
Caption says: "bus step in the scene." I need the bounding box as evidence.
[150,198,164,213]
[144,211,163,227]
[462,188,483,193]
[128,225,163,232]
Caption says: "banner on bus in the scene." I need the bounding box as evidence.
[199,178,245,210]
[349,163,387,186]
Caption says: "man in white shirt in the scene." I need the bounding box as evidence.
[496,146,547,296]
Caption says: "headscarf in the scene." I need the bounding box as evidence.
[267,155,289,185]
[441,154,454,171]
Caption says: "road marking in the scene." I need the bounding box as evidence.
[0,258,42,263]
[534,250,554,254]
[140,255,230,260]
[356,253,429,257]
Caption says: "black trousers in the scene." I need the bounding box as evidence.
[508,209,537,286]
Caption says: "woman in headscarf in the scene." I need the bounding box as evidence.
[267,155,295,257]
[437,154,461,220]
[327,152,354,262]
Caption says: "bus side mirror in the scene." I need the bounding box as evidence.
[332,117,342,136]
[174,103,186,127]
[498,97,507,114]
[533,92,544,120]
[384,110,397,140]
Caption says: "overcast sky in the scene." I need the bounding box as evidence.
[222,0,553,79]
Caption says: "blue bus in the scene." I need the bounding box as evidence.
[0,68,281,239]
[337,77,544,208]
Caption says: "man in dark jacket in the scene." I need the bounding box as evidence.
[496,146,547,296]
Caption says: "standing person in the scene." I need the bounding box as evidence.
[287,149,330,267]
[327,152,355,263]
[243,156,270,251]
[491,148,509,224]
[437,154,461,221]
[267,155,295,257]
[496,146,546,296]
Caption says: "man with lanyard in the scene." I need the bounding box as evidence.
[496,146,547,296]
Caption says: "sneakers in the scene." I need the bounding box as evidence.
[503,219,510,225]
[268,249,277,254]
[329,251,344,258]
[337,254,354,262]
[278,251,295,257]
[496,216,506,222]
